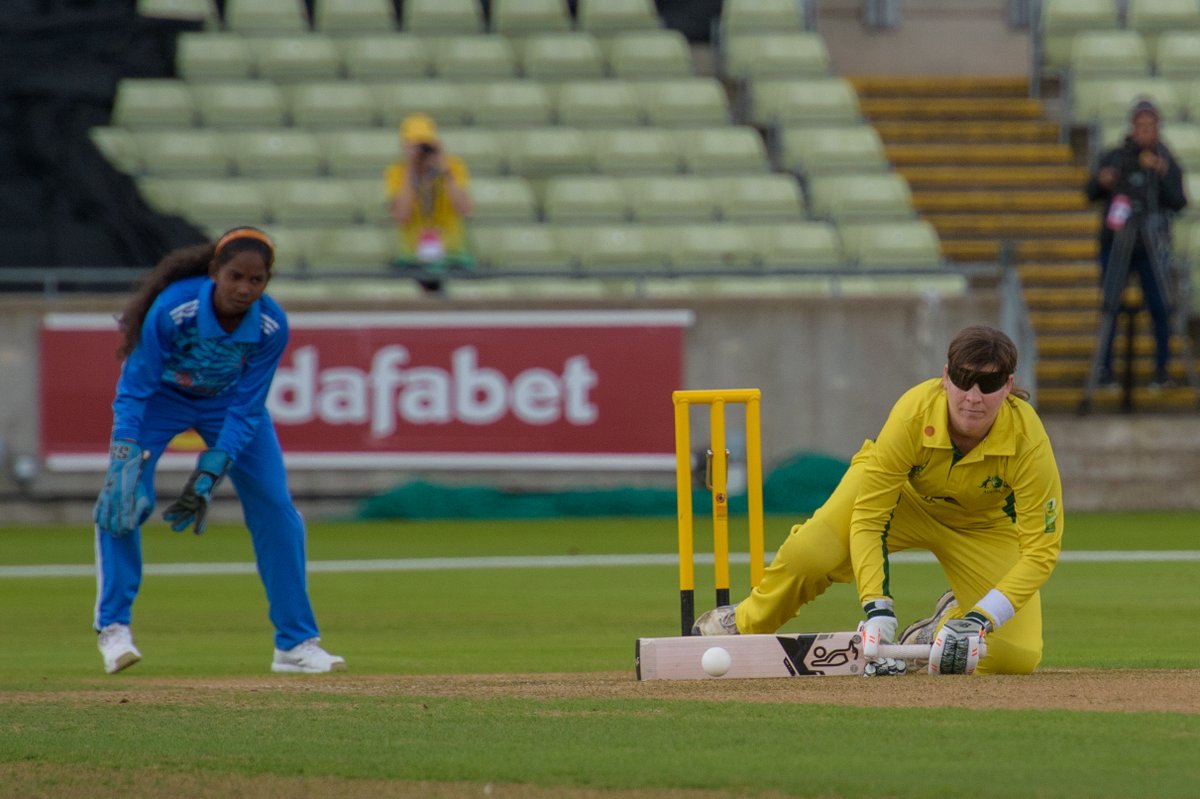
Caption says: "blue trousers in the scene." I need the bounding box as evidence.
[94,389,319,650]
[1098,241,1172,378]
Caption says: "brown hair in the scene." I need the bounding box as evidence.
[946,324,1029,401]
[116,227,275,358]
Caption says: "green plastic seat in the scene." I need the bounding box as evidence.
[780,125,888,176]
[252,34,343,82]
[139,129,234,177]
[555,80,643,127]
[837,220,943,269]
[313,0,397,35]
[177,33,255,81]
[192,81,288,129]
[401,0,485,34]
[430,35,519,80]
[542,175,629,223]
[605,29,692,79]
[722,32,830,80]
[751,78,861,127]
[232,130,324,176]
[807,173,915,224]
[520,33,607,81]
[112,79,197,129]
[625,175,719,223]
[491,0,572,35]
[635,78,730,127]
[712,174,804,221]
[288,81,379,128]
[370,81,473,127]
[576,0,660,35]
[588,127,681,174]
[339,35,431,81]
[469,176,539,224]
[675,126,769,174]
[224,0,309,34]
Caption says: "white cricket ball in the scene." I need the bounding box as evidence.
[701,646,732,677]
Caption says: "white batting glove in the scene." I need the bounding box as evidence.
[928,612,990,675]
[858,599,905,677]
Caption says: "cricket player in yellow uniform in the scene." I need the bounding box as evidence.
[694,325,1064,675]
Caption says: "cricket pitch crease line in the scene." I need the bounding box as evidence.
[3,550,1199,578]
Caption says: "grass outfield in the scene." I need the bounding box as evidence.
[1,512,1198,797]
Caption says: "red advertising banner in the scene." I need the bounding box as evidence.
[41,310,692,471]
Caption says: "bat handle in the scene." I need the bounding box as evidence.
[877,644,932,660]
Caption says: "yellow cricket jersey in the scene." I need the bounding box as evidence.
[850,378,1063,624]
[383,155,470,258]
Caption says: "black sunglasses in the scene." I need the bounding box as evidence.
[948,365,1009,394]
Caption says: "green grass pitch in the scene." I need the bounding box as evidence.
[1,512,1198,797]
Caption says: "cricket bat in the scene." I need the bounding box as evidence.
[635,632,931,680]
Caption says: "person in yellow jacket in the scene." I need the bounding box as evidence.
[385,113,473,291]
[693,325,1064,676]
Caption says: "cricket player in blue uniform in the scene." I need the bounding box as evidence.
[93,227,345,675]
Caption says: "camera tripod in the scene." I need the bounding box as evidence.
[1078,212,1200,414]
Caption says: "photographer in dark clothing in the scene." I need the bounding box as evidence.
[1085,98,1188,389]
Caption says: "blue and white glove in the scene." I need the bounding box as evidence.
[93,439,152,536]
[858,599,905,677]
[929,611,990,675]
[162,449,231,535]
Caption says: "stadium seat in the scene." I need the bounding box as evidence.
[288,81,379,128]
[713,174,804,221]
[269,178,361,225]
[1162,122,1200,170]
[1128,0,1200,60]
[576,0,660,35]
[1039,0,1119,72]
[89,127,141,174]
[437,128,508,175]
[807,173,915,223]
[519,33,607,81]
[139,129,233,177]
[263,225,320,271]
[556,224,670,271]
[1069,31,1151,80]
[430,35,519,80]
[319,129,400,176]
[662,223,758,271]
[751,78,861,127]
[401,0,485,34]
[722,32,831,81]
[467,81,554,127]
[192,81,288,129]
[836,272,966,297]
[308,226,395,272]
[837,220,942,269]
[471,224,573,270]
[626,175,719,223]
[176,33,255,81]
[606,29,693,79]
[468,176,539,224]
[345,177,392,223]
[224,0,309,33]
[339,35,431,80]
[675,126,769,174]
[253,35,343,81]
[370,81,473,127]
[232,130,324,176]
[490,0,572,35]
[542,175,629,223]
[780,125,888,176]
[554,80,643,127]
[750,221,844,270]
[112,79,197,128]
[1154,31,1200,92]
[636,78,730,127]
[505,127,595,176]
[588,127,681,174]
[1072,78,1182,127]
[718,0,807,37]
[137,0,220,29]
[313,0,397,34]
[153,178,271,228]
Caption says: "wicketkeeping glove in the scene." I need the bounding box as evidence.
[162,449,231,535]
[93,439,152,536]
[928,611,990,676]
[859,599,906,677]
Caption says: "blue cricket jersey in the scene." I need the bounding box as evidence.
[111,276,288,461]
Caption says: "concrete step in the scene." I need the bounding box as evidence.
[887,143,1073,166]
[849,75,1030,98]
[943,238,1098,262]
[1036,359,1193,382]
[1024,286,1102,308]
[901,165,1088,189]
[1030,310,1098,333]
[925,213,1093,238]
[1018,262,1098,286]
[860,97,1045,120]
[913,191,1088,213]
[1035,333,1186,357]
[872,120,1059,144]
[1038,385,1199,415]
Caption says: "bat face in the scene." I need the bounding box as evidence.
[636,633,932,680]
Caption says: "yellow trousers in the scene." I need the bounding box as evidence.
[735,442,1043,674]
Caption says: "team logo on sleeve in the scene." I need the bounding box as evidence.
[1043,498,1058,533]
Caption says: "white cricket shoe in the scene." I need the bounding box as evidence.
[271,638,346,674]
[692,604,740,636]
[97,623,142,674]
[899,590,958,648]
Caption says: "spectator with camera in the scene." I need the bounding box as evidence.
[1085,97,1187,389]
[385,113,474,292]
